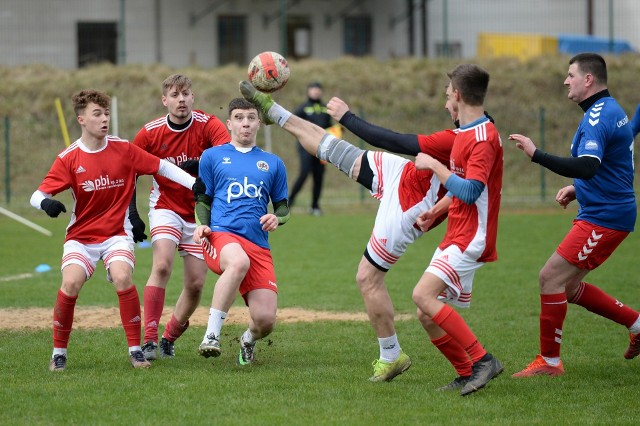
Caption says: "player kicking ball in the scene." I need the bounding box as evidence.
[240,71,504,396]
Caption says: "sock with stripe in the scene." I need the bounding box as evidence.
[143,285,165,343]
[539,293,567,359]
[117,286,143,347]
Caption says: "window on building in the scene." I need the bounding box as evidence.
[218,15,246,65]
[435,41,462,58]
[77,22,117,68]
[287,16,311,60]
[344,16,371,56]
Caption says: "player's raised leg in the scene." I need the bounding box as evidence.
[240,81,365,181]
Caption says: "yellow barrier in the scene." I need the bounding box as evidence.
[477,33,558,62]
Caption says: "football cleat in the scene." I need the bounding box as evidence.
[49,354,67,372]
[237,339,256,366]
[460,353,503,396]
[239,80,275,125]
[437,375,470,391]
[624,332,640,360]
[129,350,151,369]
[198,333,222,358]
[512,354,564,378]
[159,337,175,358]
[141,341,158,361]
[369,351,411,382]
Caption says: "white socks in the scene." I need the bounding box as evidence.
[268,103,292,127]
[378,334,401,362]
[241,329,256,346]
[629,315,640,334]
[204,308,227,341]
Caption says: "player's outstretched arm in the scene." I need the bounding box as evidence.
[30,190,66,218]
[327,97,421,156]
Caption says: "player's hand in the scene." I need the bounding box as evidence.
[508,134,537,158]
[192,177,206,200]
[327,97,350,121]
[193,225,211,244]
[40,198,66,218]
[129,213,148,242]
[416,209,436,232]
[259,213,279,232]
[180,159,200,176]
[555,185,576,209]
[414,153,438,171]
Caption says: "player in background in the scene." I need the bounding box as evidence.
[288,81,333,216]
[412,64,504,396]
[194,98,289,366]
[240,75,498,393]
[510,53,640,377]
[325,97,498,390]
[130,74,229,360]
[31,89,205,371]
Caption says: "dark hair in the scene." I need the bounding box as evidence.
[569,53,607,85]
[161,74,192,95]
[447,64,490,106]
[228,97,258,116]
[71,90,111,116]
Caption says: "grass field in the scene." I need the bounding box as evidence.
[1,210,639,425]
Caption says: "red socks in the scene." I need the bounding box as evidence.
[163,315,189,342]
[431,334,473,377]
[143,286,165,343]
[570,282,639,328]
[539,293,567,358]
[117,286,143,347]
[432,304,486,364]
[53,290,78,349]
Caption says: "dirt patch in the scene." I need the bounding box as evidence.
[0,307,413,330]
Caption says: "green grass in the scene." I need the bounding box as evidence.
[1,211,640,425]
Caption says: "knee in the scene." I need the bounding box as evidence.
[60,279,83,297]
[153,259,173,280]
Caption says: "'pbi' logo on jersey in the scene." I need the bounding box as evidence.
[227,177,263,203]
[82,175,125,192]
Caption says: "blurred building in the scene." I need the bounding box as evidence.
[0,0,638,69]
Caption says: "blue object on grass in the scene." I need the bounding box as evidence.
[35,264,52,273]
[137,241,152,249]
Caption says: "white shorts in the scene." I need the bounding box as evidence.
[149,209,204,259]
[365,151,440,270]
[426,245,484,308]
[62,235,135,282]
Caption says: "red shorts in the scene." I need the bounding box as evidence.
[201,232,278,302]
[556,220,629,270]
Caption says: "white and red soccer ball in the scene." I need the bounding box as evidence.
[248,51,290,93]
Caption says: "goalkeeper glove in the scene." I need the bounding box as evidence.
[179,159,200,176]
[41,198,66,218]
[192,177,206,200]
[128,212,148,243]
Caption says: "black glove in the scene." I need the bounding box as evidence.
[192,177,206,200]
[40,198,66,218]
[129,212,148,243]
[179,159,200,176]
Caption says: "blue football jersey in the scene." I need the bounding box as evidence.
[570,96,636,231]
[199,143,288,249]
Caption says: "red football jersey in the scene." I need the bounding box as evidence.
[398,129,457,218]
[439,119,503,262]
[133,110,229,221]
[38,137,164,244]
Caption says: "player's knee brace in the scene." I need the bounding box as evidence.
[316,134,364,178]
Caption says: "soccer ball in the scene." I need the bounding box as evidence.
[248,51,290,93]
